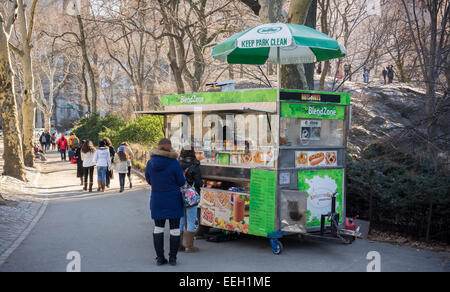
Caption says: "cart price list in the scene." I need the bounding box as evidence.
[249,169,277,237]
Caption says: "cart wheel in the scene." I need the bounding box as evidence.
[271,239,283,255]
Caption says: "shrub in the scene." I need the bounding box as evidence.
[99,115,163,148]
[346,143,450,243]
[73,113,125,146]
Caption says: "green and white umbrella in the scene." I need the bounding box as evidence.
[212,23,346,65]
[212,23,346,152]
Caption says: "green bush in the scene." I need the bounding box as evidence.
[74,114,163,149]
[99,115,163,148]
[73,113,125,146]
[346,143,450,243]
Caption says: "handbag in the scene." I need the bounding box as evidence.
[181,166,200,207]
[71,157,78,164]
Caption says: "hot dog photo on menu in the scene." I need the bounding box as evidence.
[295,151,338,168]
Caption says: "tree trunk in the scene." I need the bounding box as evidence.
[17,0,36,168]
[81,63,91,113]
[77,14,98,113]
[258,0,285,22]
[44,111,51,133]
[0,5,27,180]
[281,0,314,89]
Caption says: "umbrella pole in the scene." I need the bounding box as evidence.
[276,47,281,167]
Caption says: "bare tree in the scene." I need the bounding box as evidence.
[0,0,26,180]
[34,47,70,133]
[99,0,161,112]
[400,0,450,172]
[8,0,38,167]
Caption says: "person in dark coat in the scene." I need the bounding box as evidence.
[45,131,51,152]
[178,147,203,253]
[103,137,116,188]
[39,133,47,154]
[387,65,395,83]
[145,138,186,266]
[75,141,85,185]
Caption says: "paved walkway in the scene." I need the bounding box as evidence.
[0,147,146,268]
[0,138,44,263]
[0,147,449,272]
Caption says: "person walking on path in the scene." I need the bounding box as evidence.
[39,133,47,154]
[75,140,85,186]
[178,147,203,253]
[68,133,79,161]
[57,134,69,161]
[363,66,370,84]
[382,67,388,84]
[145,138,186,266]
[103,137,116,189]
[114,146,131,193]
[388,65,395,84]
[94,140,111,192]
[69,133,80,151]
[51,133,57,151]
[45,131,51,152]
[81,140,96,192]
[120,142,134,189]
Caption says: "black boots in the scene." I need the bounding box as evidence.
[153,233,180,266]
[169,235,180,266]
[153,233,167,266]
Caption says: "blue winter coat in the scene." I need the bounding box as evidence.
[145,149,186,220]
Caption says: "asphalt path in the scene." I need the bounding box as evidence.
[0,151,448,272]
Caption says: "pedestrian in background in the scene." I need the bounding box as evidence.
[388,65,395,83]
[363,66,370,83]
[94,140,111,192]
[51,133,57,151]
[75,140,85,186]
[57,134,69,161]
[178,147,203,253]
[39,132,47,154]
[81,140,96,192]
[382,67,388,84]
[68,133,79,161]
[114,146,131,193]
[120,142,134,189]
[145,138,186,266]
[45,131,51,152]
[103,137,116,188]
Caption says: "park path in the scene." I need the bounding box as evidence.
[0,148,449,272]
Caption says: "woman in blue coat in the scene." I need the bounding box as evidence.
[145,138,186,266]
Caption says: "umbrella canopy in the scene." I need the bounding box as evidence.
[212,23,346,65]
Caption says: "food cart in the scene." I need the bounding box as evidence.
[138,87,361,254]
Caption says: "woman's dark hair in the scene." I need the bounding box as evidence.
[157,138,172,152]
[180,147,196,160]
[99,140,106,148]
[103,137,112,147]
[82,140,95,153]
[118,151,129,162]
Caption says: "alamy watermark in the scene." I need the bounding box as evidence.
[366,251,381,272]
[66,251,81,272]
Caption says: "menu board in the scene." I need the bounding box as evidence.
[295,150,338,168]
[248,169,277,237]
[200,189,250,234]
